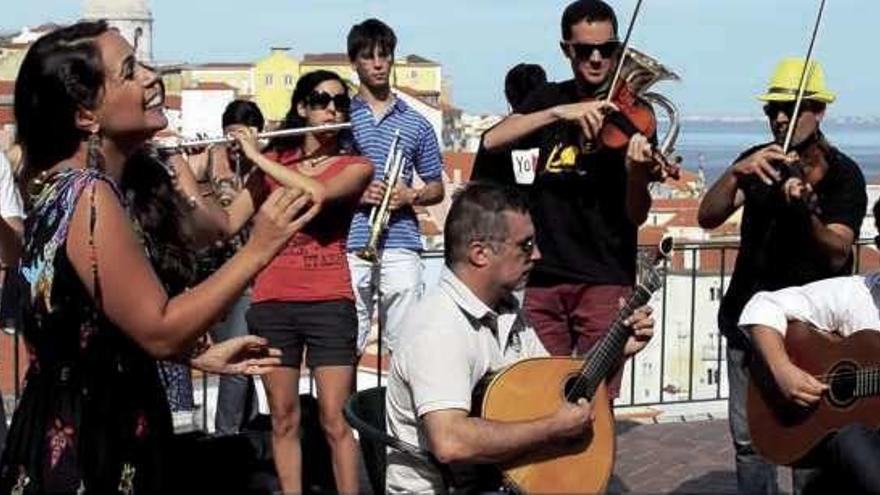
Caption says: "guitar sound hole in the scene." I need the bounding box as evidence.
[563,375,586,403]
[827,362,858,408]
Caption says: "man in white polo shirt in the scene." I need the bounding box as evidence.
[385,183,655,493]
[739,202,880,493]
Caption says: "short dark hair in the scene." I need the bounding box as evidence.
[222,100,265,131]
[505,63,547,113]
[347,18,397,61]
[561,0,618,41]
[444,182,530,267]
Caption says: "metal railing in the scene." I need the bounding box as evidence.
[4,239,877,429]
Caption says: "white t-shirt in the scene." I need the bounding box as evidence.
[738,273,880,336]
[0,154,23,220]
[385,268,548,494]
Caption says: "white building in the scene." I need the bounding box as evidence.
[180,83,235,138]
[82,0,154,62]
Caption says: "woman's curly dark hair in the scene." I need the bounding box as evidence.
[122,149,198,294]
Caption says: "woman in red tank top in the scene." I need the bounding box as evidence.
[229,70,373,495]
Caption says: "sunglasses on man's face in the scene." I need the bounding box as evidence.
[305,91,351,112]
[564,40,621,60]
[763,101,822,119]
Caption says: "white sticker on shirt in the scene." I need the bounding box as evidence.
[510,148,539,185]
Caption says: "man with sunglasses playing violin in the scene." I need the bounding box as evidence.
[476,0,661,397]
[698,58,866,494]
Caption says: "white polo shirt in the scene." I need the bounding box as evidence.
[738,273,880,337]
[385,267,548,494]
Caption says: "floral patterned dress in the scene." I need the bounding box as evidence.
[0,169,172,494]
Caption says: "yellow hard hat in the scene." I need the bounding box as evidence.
[757,57,836,104]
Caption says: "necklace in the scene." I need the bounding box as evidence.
[299,154,331,170]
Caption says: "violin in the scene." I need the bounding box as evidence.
[597,83,681,181]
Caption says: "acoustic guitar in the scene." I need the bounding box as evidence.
[748,321,880,466]
[472,237,672,493]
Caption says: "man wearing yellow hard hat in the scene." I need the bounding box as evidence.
[698,58,867,494]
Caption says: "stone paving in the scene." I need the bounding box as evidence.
[609,418,794,494]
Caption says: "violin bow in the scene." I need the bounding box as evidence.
[605,0,645,103]
[782,0,828,154]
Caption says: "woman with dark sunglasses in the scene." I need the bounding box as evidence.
[228,70,372,495]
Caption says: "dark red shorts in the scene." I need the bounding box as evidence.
[525,283,632,398]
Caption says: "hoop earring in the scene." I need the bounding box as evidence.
[87,132,105,171]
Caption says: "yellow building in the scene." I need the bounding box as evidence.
[299,54,357,85]
[0,44,31,82]
[393,55,442,94]
[297,53,441,95]
[254,47,299,123]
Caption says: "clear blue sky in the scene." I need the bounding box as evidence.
[3,0,876,118]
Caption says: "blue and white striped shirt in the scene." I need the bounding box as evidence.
[347,95,444,252]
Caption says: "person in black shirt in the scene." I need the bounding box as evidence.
[698,57,867,494]
[475,0,662,397]
[470,63,546,186]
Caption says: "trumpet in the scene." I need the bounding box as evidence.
[154,122,352,150]
[357,130,405,263]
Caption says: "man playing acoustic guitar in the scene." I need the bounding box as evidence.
[739,200,880,493]
[385,183,655,493]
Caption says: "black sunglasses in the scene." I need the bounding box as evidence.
[564,40,621,60]
[763,100,822,119]
[305,91,351,112]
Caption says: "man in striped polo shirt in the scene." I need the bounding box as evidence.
[346,18,445,354]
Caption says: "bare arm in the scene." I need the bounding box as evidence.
[483,101,619,151]
[751,325,827,407]
[229,128,326,205]
[483,110,559,151]
[165,153,232,245]
[422,401,592,464]
[809,221,854,272]
[316,160,373,205]
[698,168,745,229]
[780,178,855,272]
[66,181,317,359]
[624,134,654,226]
[698,144,790,229]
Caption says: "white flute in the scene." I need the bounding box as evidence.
[155,122,352,150]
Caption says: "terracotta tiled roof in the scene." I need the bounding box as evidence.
[0,106,13,126]
[165,94,182,110]
[402,55,438,66]
[32,23,63,33]
[652,197,700,210]
[188,82,236,91]
[395,86,441,110]
[666,209,700,228]
[638,225,667,245]
[0,81,13,96]
[419,217,442,236]
[396,85,439,98]
[857,245,880,272]
[301,53,349,64]
[189,62,253,69]
[443,151,475,183]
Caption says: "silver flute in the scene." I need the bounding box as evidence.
[154,122,352,150]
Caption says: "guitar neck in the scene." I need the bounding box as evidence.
[570,285,654,402]
[854,368,880,398]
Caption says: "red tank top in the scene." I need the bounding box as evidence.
[251,150,365,303]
